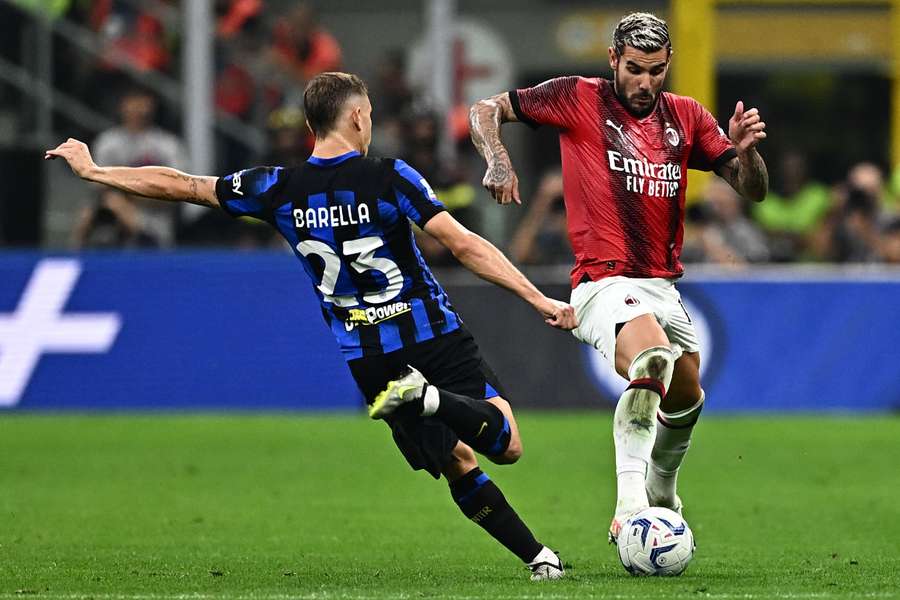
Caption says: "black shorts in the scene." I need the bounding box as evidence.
[347,327,507,479]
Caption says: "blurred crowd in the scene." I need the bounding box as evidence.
[16,0,479,253]
[6,0,900,266]
[515,157,900,267]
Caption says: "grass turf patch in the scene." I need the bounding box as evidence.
[1,413,898,599]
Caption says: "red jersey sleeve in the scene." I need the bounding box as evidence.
[687,100,736,172]
[509,76,582,130]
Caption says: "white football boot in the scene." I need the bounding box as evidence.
[608,512,638,546]
[527,546,564,581]
[368,366,427,419]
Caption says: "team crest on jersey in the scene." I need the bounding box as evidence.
[624,295,640,306]
[665,126,680,147]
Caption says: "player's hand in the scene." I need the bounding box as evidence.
[537,297,578,331]
[482,159,521,205]
[44,138,99,180]
[728,101,766,154]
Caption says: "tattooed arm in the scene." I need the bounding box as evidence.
[717,151,768,203]
[45,138,220,208]
[716,101,769,202]
[469,92,522,205]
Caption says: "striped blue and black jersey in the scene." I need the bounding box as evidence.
[215,151,463,360]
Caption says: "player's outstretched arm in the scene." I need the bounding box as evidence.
[45,138,220,208]
[716,101,769,202]
[424,212,576,330]
[469,92,522,205]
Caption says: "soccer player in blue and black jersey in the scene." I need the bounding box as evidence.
[47,72,576,580]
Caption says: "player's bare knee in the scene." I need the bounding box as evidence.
[499,436,523,464]
[444,443,479,480]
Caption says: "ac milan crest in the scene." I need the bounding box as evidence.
[665,126,680,147]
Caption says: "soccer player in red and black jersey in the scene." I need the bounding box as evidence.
[470,12,768,543]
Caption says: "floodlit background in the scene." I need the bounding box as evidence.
[0,0,898,410]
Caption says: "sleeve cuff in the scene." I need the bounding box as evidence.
[509,90,539,129]
[214,177,240,218]
[712,148,738,173]
[417,205,446,229]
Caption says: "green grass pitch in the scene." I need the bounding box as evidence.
[1,412,899,599]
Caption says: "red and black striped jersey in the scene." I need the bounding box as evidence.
[510,77,735,287]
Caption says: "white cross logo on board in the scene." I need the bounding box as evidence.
[0,259,121,407]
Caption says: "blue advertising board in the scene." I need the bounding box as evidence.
[0,253,359,410]
[1,253,897,412]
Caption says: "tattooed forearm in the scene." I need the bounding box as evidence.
[470,92,523,203]
[718,151,768,202]
[92,166,218,207]
[182,173,202,204]
[469,93,516,166]
[159,169,217,207]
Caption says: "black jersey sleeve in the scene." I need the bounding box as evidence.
[215,166,286,220]
[389,159,446,228]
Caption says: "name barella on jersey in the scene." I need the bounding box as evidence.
[510,77,736,287]
[215,151,462,360]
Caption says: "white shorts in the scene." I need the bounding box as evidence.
[570,276,700,367]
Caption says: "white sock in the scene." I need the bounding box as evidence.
[613,346,674,517]
[420,385,440,416]
[613,388,658,515]
[647,391,704,506]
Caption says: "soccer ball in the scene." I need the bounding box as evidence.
[616,507,695,576]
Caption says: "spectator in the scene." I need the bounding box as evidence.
[402,110,477,266]
[509,171,570,265]
[78,87,186,248]
[846,162,888,210]
[753,150,830,261]
[80,2,176,118]
[214,9,264,121]
[93,2,173,73]
[266,3,342,107]
[369,49,413,158]
[702,177,770,264]
[880,217,900,263]
[216,0,263,40]
[812,163,886,263]
[214,0,265,122]
[212,0,268,171]
[264,105,313,167]
[680,207,753,268]
[372,49,414,121]
[73,190,159,249]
